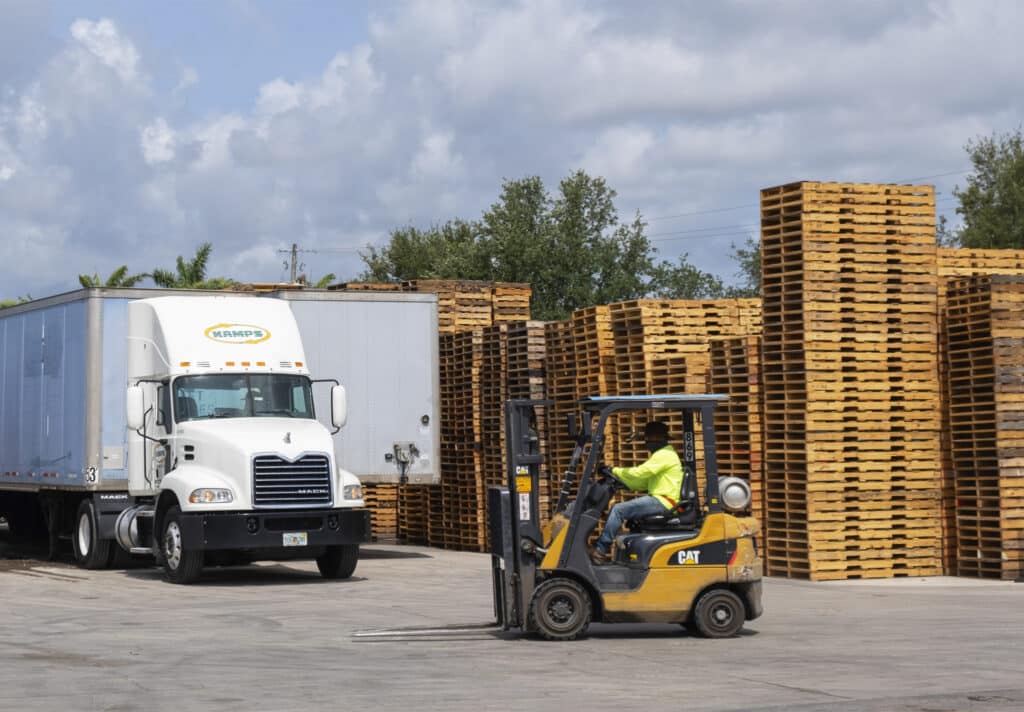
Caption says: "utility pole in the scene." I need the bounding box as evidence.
[278,243,314,284]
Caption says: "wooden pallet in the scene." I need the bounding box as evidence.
[945,275,1024,579]
[760,180,944,580]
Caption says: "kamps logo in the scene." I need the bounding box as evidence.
[205,323,271,345]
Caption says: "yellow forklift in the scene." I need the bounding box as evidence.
[489,395,763,640]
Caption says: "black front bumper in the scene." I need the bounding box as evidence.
[177,507,371,551]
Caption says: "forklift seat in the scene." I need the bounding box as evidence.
[625,466,700,533]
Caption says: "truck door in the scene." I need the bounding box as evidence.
[152,382,172,483]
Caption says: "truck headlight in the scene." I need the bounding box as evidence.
[189,488,233,504]
[343,484,363,500]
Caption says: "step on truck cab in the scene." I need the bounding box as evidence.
[116,295,371,582]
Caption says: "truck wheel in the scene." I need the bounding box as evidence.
[161,505,204,584]
[527,577,592,641]
[316,544,359,579]
[692,589,745,638]
[73,499,111,570]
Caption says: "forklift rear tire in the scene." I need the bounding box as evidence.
[528,577,592,641]
[692,589,745,638]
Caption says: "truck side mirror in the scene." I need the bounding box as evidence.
[331,385,348,430]
[126,386,145,430]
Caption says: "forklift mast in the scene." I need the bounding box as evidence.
[489,400,550,630]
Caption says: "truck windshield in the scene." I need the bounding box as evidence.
[173,374,315,423]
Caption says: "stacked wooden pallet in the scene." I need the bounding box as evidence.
[709,336,765,532]
[440,329,486,550]
[543,320,578,509]
[608,299,762,465]
[398,484,430,545]
[506,321,550,516]
[327,282,403,291]
[402,280,532,332]
[760,181,943,581]
[362,484,399,541]
[944,275,1024,580]
[936,248,1024,572]
[479,324,509,542]
[492,283,533,324]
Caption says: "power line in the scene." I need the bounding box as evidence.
[647,203,758,222]
[642,168,970,224]
[303,171,971,261]
[648,223,757,238]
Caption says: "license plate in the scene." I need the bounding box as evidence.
[282,532,307,547]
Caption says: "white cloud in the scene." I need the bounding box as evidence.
[69,18,140,83]
[0,2,1021,299]
[140,117,175,164]
[412,130,463,179]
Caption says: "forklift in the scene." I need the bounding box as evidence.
[489,395,763,640]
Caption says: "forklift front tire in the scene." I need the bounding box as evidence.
[528,577,592,641]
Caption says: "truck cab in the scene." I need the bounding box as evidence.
[118,296,370,583]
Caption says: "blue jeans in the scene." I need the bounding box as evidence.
[595,495,668,553]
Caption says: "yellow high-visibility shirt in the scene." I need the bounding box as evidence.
[612,445,684,510]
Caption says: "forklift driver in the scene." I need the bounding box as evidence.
[590,420,683,565]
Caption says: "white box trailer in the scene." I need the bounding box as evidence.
[0,287,439,582]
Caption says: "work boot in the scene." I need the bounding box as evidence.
[590,548,612,565]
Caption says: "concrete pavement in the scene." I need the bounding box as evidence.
[1,540,1022,711]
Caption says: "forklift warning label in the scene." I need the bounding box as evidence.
[205,323,272,345]
[668,540,733,566]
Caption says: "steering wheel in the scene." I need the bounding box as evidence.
[596,465,628,489]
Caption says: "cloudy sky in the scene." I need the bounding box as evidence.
[0,0,1021,299]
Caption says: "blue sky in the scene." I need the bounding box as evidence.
[48,1,372,115]
[1,0,1022,298]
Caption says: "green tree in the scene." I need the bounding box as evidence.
[152,242,235,289]
[0,295,32,309]
[948,128,1024,248]
[360,170,726,319]
[78,265,148,288]
[360,219,485,282]
[314,273,336,289]
[651,256,725,299]
[723,236,761,298]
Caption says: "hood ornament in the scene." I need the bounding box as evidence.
[284,432,292,444]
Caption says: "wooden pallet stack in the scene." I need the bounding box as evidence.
[709,336,765,532]
[935,248,1024,572]
[402,280,532,332]
[492,283,533,324]
[327,282,404,292]
[440,329,485,550]
[944,275,1024,580]
[397,484,430,545]
[506,321,550,517]
[760,181,943,581]
[362,484,399,541]
[478,323,509,542]
[608,299,762,466]
[544,320,578,509]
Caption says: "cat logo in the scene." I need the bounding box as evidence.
[677,550,701,565]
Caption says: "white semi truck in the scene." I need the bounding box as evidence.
[0,287,439,583]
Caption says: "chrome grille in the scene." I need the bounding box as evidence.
[252,454,332,508]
